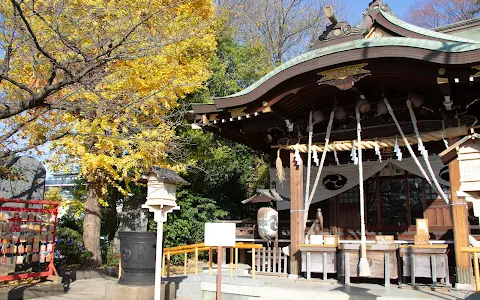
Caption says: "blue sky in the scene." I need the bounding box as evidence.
[347,0,417,24]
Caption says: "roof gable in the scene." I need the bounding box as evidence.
[377,7,480,44]
[192,0,480,116]
[435,18,480,41]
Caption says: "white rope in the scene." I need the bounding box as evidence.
[333,144,340,165]
[384,98,435,189]
[304,109,335,225]
[304,111,313,213]
[276,126,467,153]
[406,100,449,204]
[356,106,370,277]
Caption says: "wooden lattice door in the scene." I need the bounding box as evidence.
[337,186,360,232]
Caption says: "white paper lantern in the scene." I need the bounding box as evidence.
[257,207,278,241]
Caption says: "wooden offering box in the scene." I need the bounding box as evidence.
[399,245,450,286]
[339,243,398,286]
[300,244,337,280]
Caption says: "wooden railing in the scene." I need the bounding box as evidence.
[461,247,480,291]
[162,243,263,279]
[255,245,288,276]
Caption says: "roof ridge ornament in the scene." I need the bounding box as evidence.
[367,0,395,16]
[314,5,365,49]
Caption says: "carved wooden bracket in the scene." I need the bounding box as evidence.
[317,63,371,90]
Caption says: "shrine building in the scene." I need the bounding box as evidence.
[192,0,480,288]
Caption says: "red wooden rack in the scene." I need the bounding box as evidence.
[0,198,59,282]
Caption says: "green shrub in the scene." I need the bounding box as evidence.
[55,227,93,268]
[102,242,119,267]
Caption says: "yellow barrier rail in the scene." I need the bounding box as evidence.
[461,247,480,291]
[162,243,263,279]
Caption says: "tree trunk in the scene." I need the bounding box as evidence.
[84,180,103,267]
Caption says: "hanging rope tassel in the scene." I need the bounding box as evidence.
[304,111,314,212]
[384,97,436,193]
[356,106,370,277]
[304,107,336,226]
[406,100,449,204]
[276,149,285,182]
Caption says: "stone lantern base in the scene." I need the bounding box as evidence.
[104,281,176,300]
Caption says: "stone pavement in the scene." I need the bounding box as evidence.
[16,274,480,300]
[34,277,116,300]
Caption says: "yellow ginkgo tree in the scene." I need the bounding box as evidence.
[0,0,216,265]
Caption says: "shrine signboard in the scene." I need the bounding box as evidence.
[204,223,236,247]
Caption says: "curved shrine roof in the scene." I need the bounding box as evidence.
[194,2,480,114]
[214,37,480,102]
[192,1,480,153]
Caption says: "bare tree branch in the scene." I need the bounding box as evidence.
[10,0,73,77]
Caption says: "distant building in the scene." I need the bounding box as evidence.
[45,170,81,199]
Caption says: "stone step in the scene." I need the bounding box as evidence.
[201,263,252,276]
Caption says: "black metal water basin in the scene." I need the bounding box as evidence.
[118,231,156,286]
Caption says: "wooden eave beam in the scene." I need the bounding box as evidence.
[245,87,304,114]
[282,119,471,146]
[191,104,219,114]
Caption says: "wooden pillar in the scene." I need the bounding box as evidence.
[329,197,337,235]
[449,157,473,284]
[290,151,304,276]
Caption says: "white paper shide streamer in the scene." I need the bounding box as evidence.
[441,131,449,149]
[312,148,319,166]
[374,140,382,162]
[394,137,403,161]
[294,143,302,166]
[350,141,358,165]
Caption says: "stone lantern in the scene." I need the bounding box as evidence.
[138,167,189,300]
